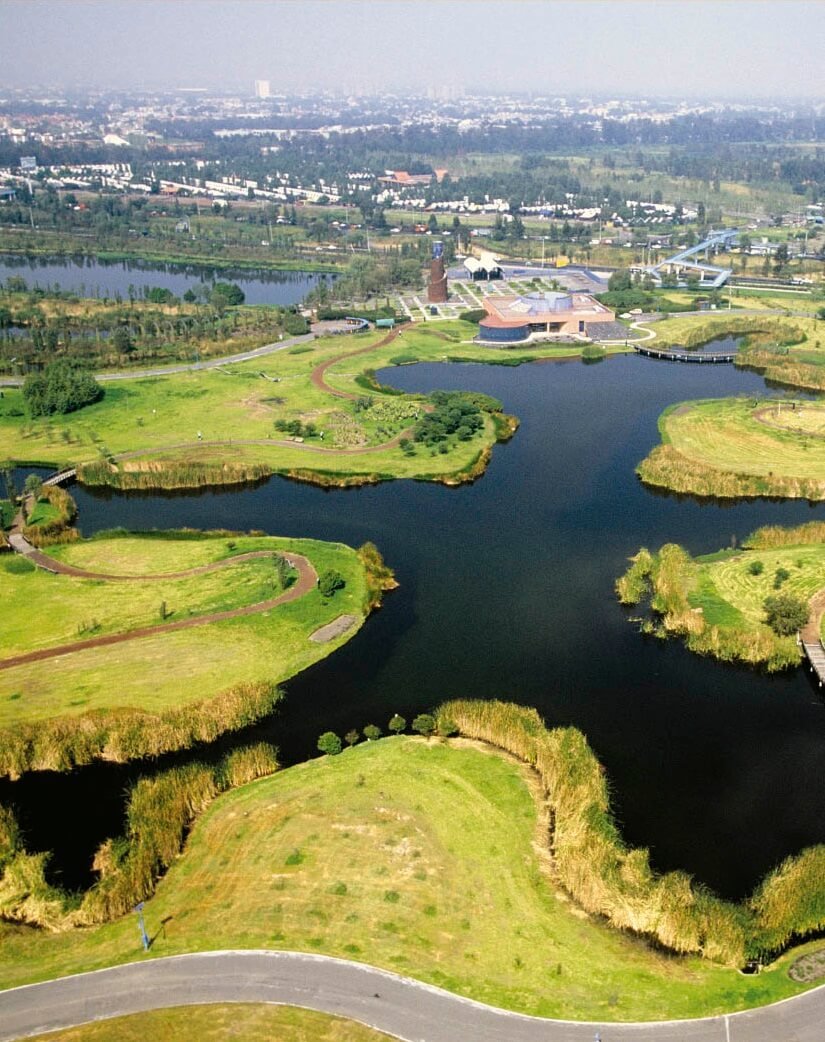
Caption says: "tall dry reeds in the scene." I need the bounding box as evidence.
[77,460,271,491]
[438,699,748,965]
[0,742,279,931]
[0,682,283,779]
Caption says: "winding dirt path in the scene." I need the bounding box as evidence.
[310,326,402,399]
[0,545,318,671]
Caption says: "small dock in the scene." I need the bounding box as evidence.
[802,641,825,688]
[633,345,735,364]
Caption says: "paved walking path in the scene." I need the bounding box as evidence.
[0,334,316,387]
[0,543,317,670]
[1,950,824,1042]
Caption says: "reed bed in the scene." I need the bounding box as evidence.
[745,522,825,550]
[0,742,278,931]
[638,444,825,501]
[0,682,283,779]
[438,699,748,965]
[77,460,271,491]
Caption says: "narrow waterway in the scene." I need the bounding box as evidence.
[3,351,824,902]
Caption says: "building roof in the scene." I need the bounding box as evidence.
[482,290,614,327]
[464,250,502,274]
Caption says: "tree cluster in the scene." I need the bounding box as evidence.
[22,361,103,417]
[413,391,484,447]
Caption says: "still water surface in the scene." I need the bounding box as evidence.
[3,352,824,901]
[0,254,331,306]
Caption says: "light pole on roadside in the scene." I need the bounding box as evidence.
[134,902,150,952]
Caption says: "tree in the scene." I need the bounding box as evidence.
[388,713,406,735]
[438,717,458,737]
[344,729,360,747]
[607,268,632,292]
[23,474,43,499]
[318,569,345,597]
[112,326,134,355]
[209,282,245,307]
[412,713,436,738]
[317,731,343,756]
[363,724,381,741]
[763,594,809,636]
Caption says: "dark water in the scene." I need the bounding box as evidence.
[3,353,825,901]
[0,254,331,306]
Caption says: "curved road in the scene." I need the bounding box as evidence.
[1,950,823,1042]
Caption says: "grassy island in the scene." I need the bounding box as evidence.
[3,728,824,1022]
[22,1006,393,1042]
[637,397,825,501]
[617,522,825,671]
[0,530,389,775]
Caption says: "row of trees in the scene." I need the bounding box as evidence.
[317,711,456,756]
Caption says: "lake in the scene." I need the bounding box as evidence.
[3,351,824,903]
[0,254,332,306]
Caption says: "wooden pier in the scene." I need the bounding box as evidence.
[633,344,735,364]
[802,640,825,688]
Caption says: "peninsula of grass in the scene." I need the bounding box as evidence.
[22,1006,394,1042]
[616,522,825,671]
[1,732,821,1022]
[0,530,385,776]
[0,321,628,491]
[637,396,825,501]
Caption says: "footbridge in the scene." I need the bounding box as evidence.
[645,228,738,289]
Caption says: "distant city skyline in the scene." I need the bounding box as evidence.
[0,0,823,99]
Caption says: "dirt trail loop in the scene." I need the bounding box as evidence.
[802,587,825,644]
[0,549,317,671]
[310,327,402,398]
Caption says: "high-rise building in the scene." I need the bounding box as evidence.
[254,80,271,99]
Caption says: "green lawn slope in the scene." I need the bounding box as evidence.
[0,737,815,1021]
[637,397,825,500]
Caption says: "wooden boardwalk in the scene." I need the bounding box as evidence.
[633,344,735,363]
[802,641,825,687]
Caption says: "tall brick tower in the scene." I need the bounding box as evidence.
[427,240,448,303]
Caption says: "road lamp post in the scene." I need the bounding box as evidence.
[134,902,150,952]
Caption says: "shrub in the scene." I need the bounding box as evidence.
[459,308,486,323]
[763,593,809,636]
[748,560,764,576]
[363,724,381,741]
[773,567,791,589]
[318,569,346,597]
[317,731,342,756]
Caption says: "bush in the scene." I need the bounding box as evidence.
[748,560,765,576]
[317,731,342,756]
[773,567,791,589]
[363,724,381,741]
[209,282,245,307]
[763,593,809,636]
[283,312,309,336]
[318,569,346,597]
[459,309,486,323]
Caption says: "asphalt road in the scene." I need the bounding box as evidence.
[1,950,823,1042]
[0,332,315,387]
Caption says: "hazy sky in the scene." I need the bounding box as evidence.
[0,0,823,98]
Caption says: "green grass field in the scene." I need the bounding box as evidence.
[0,322,622,490]
[25,1005,392,1042]
[22,1004,389,1037]
[0,532,368,728]
[638,397,825,500]
[0,736,818,1021]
